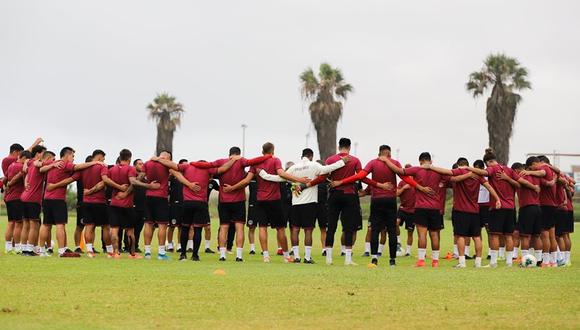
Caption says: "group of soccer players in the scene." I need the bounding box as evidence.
[1,138,575,268]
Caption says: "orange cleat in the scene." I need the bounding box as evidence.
[107,252,115,258]
[415,259,426,267]
[432,260,439,268]
[284,256,295,263]
[444,252,453,260]
[128,254,143,259]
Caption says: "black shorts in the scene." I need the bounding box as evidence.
[327,191,361,232]
[478,204,490,227]
[489,209,516,234]
[5,200,23,222]
[76,204,85,227]
[257,200,285,229]
[397,210,415,231]
[83,203,109,226]
[170,203,183,227]
[23,202,41,221]
[316,202,328,229]
[282,201,292,226]
[518,205,542,236]
[182,201,210,227]
[135,209,146,224]
[452,210,481,237]
[369,198,397,231]
[540,205,556,230]
[247,202,267,228]
[568,211,575,233]
[145,196,170,224]
[555,209,570,237]
[42,199,68,225]
[109,206,136,229]
[218,201,246,225]
[291,203,317,229]
[414,208,443,231]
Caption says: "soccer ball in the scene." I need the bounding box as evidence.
[521,254,537,268]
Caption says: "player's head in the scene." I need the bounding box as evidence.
[456,157,469,167]
[159,150,172,160]
[302,148,314,161]
[9,143,24,157]
[92,149,106,162]
[262,142,275,155]
[285,161,294,170]
[378,145,391,157]
[85,155,93,162]
[31,145,47,160]
[179,159,188,164]
[418,152,431,165]
[19,150,32,162]
[511,162,524,173]
[482,148,497,166]
[404,163,412,169]
[473,159,485,169]
[537,155,550,164]
[60,147,75,161]
[525,156,541,170]
[133,158,144,172]
[43,151,56,162]
[452,163,458,169]
[338,138,351,152]
[229,147,241,156]
[119,149,132,163]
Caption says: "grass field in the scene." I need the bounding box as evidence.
[0,200,579,329]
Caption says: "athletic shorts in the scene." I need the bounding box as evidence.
[218,201,246,225]
[5,200,23,222]
[478,204,490,227]
[489,209,516,234]
[518,205,542,236]
[42,199,68,225]
[327,191,361,232]
[247,203,268,228]
[555,209,570,237]
[135,209,146,224]
[76,204,85,227]
[316,202,328,229]
[291,202,317,229]
[452,210,481,237]
[145,196,170,224]
[568,211,575,233]
[109,206,136,229]
[540,205,556,230]
[414,208,443,231]
[23,202,41,221]
[182,201,210,227]
[257,200,285,229]
[398,210,415,231]
[369,198,397,232]
[169,202,183,227]
[83,202,108,226]
[282,201,292,226]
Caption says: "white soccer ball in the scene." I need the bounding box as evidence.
[521,254,537,268]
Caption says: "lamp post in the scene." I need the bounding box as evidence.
[241,124,247,157]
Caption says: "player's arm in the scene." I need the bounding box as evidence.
[46,177,76,191]
[315,158,346,175]
[26,137,43,152]
[466,166,488,176]
[277,169,309,184]
[396,184,410,197]
[426,165,453,176]
[519,169,546,177]
[242,154,272,166]
[129,176,160,190]
[482,182,502,209]
[85,181,106,195]
[7,172,24,187]
[223,172,255,192]
[73,161,104,171]
[114,184,134,200]
[101,174,127,192]
[540,177,556,187]
[39,160,62,173]
[151,157,178,170]
[450,172,476,183]
[496,171,521,188]
[216,158,237,174]
[258,170,286,183]
[169,169,201,192]
[378,156,405,175]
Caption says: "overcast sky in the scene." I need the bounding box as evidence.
[1,1,579,172]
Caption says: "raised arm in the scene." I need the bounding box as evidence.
[27,138,43,152]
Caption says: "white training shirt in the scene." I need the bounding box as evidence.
[259,157,345,206]
[478,184,490,204]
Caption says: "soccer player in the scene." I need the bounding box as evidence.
[562,175,575,266]
[223,142,309,263]
[203,178,219,254]
[132,158,147,252]
[555,173,571,266]
[246,179,261,254]
[20,145,47,256]
[72,155,92,254]
[316,174,329,256]
[167,159,187,252]
[397,164,416,257]
[39,147,102,257]
[425,157,501,268]
[3,151,30,253]
[257,148,347,263]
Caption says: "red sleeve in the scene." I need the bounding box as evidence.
[309,175,328,186]
[404,166,419,176]
[243,154,272,167]
[249,166,257,174]
[189,161,216,169]
[100,165,108,176]
[71,171,81,181]
[509,168,520,181]
[274,158,282,171]
[128,166,137,178]
[361,176,378,188]
[340,170,369,186]
[363,160,374,173]
[178,163,189,172]
[400,175,417,187]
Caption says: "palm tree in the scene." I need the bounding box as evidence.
[147,93,184,155]
[467,54,531,164]
[300,63,353,161]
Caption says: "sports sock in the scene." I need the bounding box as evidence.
[542,252,550,264]
[345,249,353,263]
[566,251,571,263]
[283,251,290,258]
[219,247,226,259]
[458,255,466,266]
[499,247,505,259]
[15,243,21,251]
[176,243,181,250]
[250,243,256,251]
[167,242,174,249]
[86,243,94,253]
[193,227,203,256]
[475,257,482,267]
[364,242,370,253]
[506,251,513,265]
[305,246,312,260]
[205,240,211,250]
[106,245,113,253]
[187,239,193,250]
[490,250,498,265]
[397,235,401,244]
[292,246,300,259]
[521,249,529,257]
[513,247,519,258]
[326,248,333,263]
[371,254,378,259]
[58,247,66,255]
[432,250,440,261]
[378,244,385,254]
[236,247,243,259]
[464,245,470,256]
[144,245,151,254]
[158,245,166,256]
[341,245,346,254]
[551,252,557,264]
[406,245,412,255]
[418,248,426,261]
[534,250,542,263]
[453,244,458,256]
[75,245,81,251]
[5,241,12,252]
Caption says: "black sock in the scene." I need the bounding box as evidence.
[193,227,203,257]
[180,226,189,256]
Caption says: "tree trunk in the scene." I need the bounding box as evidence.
[486,84,517,165]
[156,122,174,155]
[314,118,338,161]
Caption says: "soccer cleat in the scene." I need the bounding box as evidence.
[144,252,152,259]
[536,261,542,267]
[176,248,182,253]
[371,258,378,266]
[157,254,170,261]
[277,248,283,256]
[179,254,187,261]
[219,257,226,262]
[289,250,294,256]
[263,256,271,263]
[415,259,426,267]
[344,260,358,266]
[249,250,256,255]
[303,259,315,264]
[284,256,295,263]
[454,263,466,269]
[293,258,301,263]
[389,259,396,267]
[86,252,96,258]
[321,250,327,257]
[191,255,200,261]
[74,247,83,254]
[235,257,243,262]
[167,247,174,253]
[60,249,81,258]
[377,252,382,257]
[187,248,193,252]
[465,255,473,260]
[128,254,143,259]
[112,253,122,259]
[340,252,345,257]
[107,252,115,258]
[205,248,215,254]
[362,251,370,257]
[444,252,453,260]
[431,260,439,268]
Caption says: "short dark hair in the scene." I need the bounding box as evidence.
[473,159,485,169]
[525,156,541,168]
[179,159,188,164]
[379,145,391,153]
[483,148,496,163]
[418,152,431,162]
[119,149,132,162]
[133,158,142,166]
[456,157,469,167]
[92,149,106,158]
[20,150,32,159]
[9,143,24,153]
[85,155,93,162]
[60,147,75,158]
[537,155,550,164]
[229,147,241,156]
[452,163,458,169]
[511,162,524,171]
[338,138,351,149]
[262,142,274,154]
[31,145,46,157]
[302,148,314,158]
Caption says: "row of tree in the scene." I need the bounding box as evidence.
[148,53,530,164]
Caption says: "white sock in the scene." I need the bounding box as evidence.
[378,244,385,254]
[167,242,174,249]
[453,244,458,256]
[464,246,470,256]
[305,246,312,260]
[542,252,550,264]
[371,254,378,259]
[551,252,557,264]
[292,246,300,259]
[475,257,482,267]
[58,247,66,255]
[187,240,193,250]
[432,250,440,261]
[566,251,571,263]
[535,250,542,262]
[506,251,513,265]
[529,247,535,254]
[406,245,412,254]
[219,247,226,259]
[205,240,211,249]
[345,249,353,263]
[40,246,46,254]
[86,243,93,253]
[418,248,426,261]
[263,251,270,258]
[490,250,498,265]
[250,243,256,251]
[176,243,181,250]
[513,247,519,258]
[521,249,529,257]
[499,247,506,258]
[283,251,289,258]
[397,235,401,244]
[326,247,333,263]
[364,242,370,253]
[236,247,243,259]
[5,241,13,251]
[341,245,346,254]
[145,245,151,254]
[15,243,21,251]
[459,255,466,266]
[105,245,113,253]
[158,245,166,255]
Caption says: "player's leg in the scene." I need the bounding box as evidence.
[304,227,314,263]
[218,223,230,260]
[84,224,96,254]
[203,224,213,253]
[191,226,203,261]
[379,228,387,257]
[226,225,235,253]
[157,223,168,258]
[234,221,245,261]
[363,225,371,257]
[4,218,15,253]
[291,226,300,261]
[143,222,154,258]
[258,225,268,261]
[19,220,29,253]
[248,225,256,254]
[385,206,397,266]
[167,226,175,252]
[324,193,340,265]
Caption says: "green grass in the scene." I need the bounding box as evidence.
[0,202,579,329]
